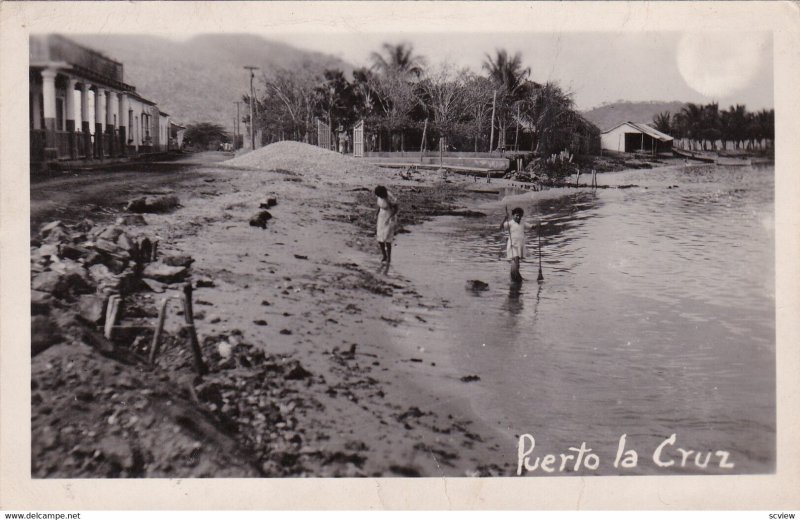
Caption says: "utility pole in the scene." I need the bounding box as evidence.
[489,90,497,155]
[234,101,242,149]
[244,66,259,150]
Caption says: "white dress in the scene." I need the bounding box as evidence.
[503,219,527,259]
[376,193,398,243]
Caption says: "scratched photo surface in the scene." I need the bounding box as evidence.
[28,27,774,478]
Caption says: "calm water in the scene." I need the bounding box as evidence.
[394,164,775,475]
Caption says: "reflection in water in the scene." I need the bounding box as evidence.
[504,280,524,316]
[397,165,775,475]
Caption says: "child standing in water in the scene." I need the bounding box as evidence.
[500,207,528,283]
[374,185,399,273]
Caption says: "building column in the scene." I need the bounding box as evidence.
[65,78,79,159]
[118,93,128,156]
[41,69,58,160]
[106,91,118,156]
[80,83,92,158]
[95,88,106,158]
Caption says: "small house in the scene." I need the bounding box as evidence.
[600,121,673,154]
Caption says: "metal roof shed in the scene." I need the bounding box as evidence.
[600,121,674,154]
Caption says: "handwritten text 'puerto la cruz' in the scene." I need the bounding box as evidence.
[517,433,735,475]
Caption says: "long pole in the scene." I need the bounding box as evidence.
[419,117,428,164]
[235,101,241,149]
[489,90,497,154]
[537,219,544,282]
[244,66,259,150]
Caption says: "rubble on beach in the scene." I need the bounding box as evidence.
[30,142,509,478]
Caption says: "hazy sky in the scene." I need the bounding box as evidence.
[267,31,773,111]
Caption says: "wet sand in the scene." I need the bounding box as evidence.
[30,145,529,477]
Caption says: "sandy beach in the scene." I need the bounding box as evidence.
[30,142,525,477]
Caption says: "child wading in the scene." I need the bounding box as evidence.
[374,185,399,273]
[501,207,529,283]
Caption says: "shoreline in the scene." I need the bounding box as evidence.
[30,145,770,477]
[30,145,523,477]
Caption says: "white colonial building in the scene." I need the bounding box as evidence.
[29,34,182,172]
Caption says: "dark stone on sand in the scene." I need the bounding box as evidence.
[125,197,148,213]
[58,244,90,261]
[259,197,278,209]
[195,278,215,288]
[249,210,272,229]
[253,320,267,326]
[293,254,308,260]
[126,195,180,214]
[163,255,194,267]
[279,329,292,335]
[460,374,481,383]
[466,280,489,292]
[285,361,312,380]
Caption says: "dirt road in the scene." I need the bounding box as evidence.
[30,152,232,232]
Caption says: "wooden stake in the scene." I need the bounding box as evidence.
[182,283,208,376]
[148,297,169,365]
[104,295,120,340]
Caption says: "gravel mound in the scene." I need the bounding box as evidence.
[224,141,379,177]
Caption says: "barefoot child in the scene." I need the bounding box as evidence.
[374,185,399,272]
[500,207,528,283]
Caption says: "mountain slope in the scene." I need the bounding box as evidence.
[581,101,687,132]
[69,34,353,130]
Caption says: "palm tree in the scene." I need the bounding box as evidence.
[720,104,748,150]
[528,81,576,156]
[701,102,721,151]
[313,69,354,137]
[653,111,672,135]
[680,103,705,150]
[754,109,774,151]
[370,43,425,80]
[482,49,531,151]
[367,43,427,151]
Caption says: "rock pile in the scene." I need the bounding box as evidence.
[30,218,191,354]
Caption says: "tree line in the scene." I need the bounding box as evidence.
[652,103,774,152]
[243,43,600,156]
